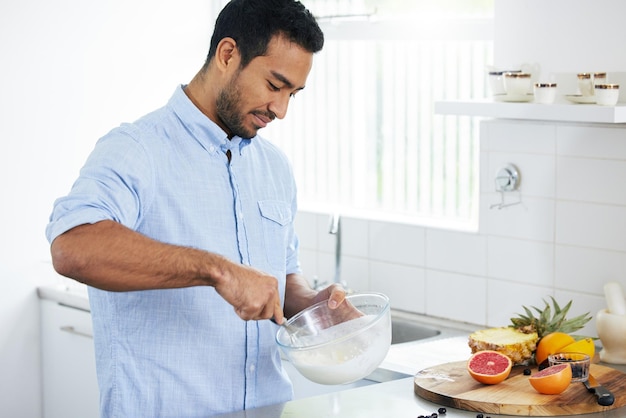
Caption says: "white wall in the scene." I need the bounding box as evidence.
[0,0,212,415]
[494,0,626,94]
[495,0,626,75]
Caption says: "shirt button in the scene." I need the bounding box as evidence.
[250,364,256,373]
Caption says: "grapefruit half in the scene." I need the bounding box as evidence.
[528,363,572,394]
[467,350,513,385]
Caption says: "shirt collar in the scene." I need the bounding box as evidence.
[167,85,252,156]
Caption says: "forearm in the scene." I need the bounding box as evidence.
[50,220,227,292]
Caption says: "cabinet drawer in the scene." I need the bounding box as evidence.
[40,299,99,418]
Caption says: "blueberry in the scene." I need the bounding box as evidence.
[538,359,550,370]
[571,364,584,378]
[438,407,447,414]
[523,368,531,375]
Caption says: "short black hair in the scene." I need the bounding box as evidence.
[206,0,324,68]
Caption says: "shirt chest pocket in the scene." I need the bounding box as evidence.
[257,200,292,270]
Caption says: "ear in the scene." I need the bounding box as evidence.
[214,37,239,73]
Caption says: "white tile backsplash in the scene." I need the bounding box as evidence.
[487,120,556,154]
[557,156,626,205]
[484,194,555,241]
[425,270,486,325]
[555,289,606,338]
[341,217,369,258]
[486,281,553,327]
[368,221,425,266]
[370,261,425,313]
[341,255,370,292]
[295,120,626,338]
[557,125,626,159]
[556,201,626,251]
[555,245,626,294]
[316,213,339,254]
[487,236,554,286]
[425,229,487,276]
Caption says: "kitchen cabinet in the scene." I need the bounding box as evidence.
[40,299,99,418]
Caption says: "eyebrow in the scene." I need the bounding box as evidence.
[271,71,305,92]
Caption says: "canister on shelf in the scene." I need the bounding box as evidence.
[593,72,607,86]
[595,84,620,106]
[487,69,521,96]
[577,73,594,96]
[533,83,557,104]
[503,72,532,96]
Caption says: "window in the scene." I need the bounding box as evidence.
[227,0,493,230]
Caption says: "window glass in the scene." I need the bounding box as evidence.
[258,1,492,229]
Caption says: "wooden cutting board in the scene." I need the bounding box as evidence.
[414,362,626,416]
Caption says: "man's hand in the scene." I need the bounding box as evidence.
[310,282,346,309]
[213,262,283,322]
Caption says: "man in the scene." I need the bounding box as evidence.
[46,0,345,416]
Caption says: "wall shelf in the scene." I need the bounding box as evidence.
[435,98,626,124]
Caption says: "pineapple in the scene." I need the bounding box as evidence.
[468,327,538,364]
[509,296,592,339]
[468,297,592,365]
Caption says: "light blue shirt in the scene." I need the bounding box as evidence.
[46,85,300,417]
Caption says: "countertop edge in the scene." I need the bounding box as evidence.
[37,286,90,311]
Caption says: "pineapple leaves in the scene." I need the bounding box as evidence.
[510,296,592,338]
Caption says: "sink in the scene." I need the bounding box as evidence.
[391,317,441,344]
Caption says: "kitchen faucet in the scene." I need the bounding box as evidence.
[312,212,347,291]
[328,212,341,286]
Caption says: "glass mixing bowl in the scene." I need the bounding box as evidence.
[276,292,391,385]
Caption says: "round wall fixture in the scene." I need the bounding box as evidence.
[495,164,520,192]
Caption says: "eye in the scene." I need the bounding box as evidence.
[268,82,280,92]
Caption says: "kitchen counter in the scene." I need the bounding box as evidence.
[38,285,90,311]
[212,374,626,418]
[211,334,626,418]
[216,328,626,418]
[38,287,626,418]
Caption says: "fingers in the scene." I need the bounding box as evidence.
[233,295,280,321]
[215,262,283,322]
[272,300,285,325]
[324,283,346,309]
[316,284,365,322]
[232,286,281,321]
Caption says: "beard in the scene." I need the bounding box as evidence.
[215,72,274,139]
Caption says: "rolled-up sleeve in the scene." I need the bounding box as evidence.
[46,127,153,243]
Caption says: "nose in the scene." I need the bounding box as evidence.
[268,94,290,120]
